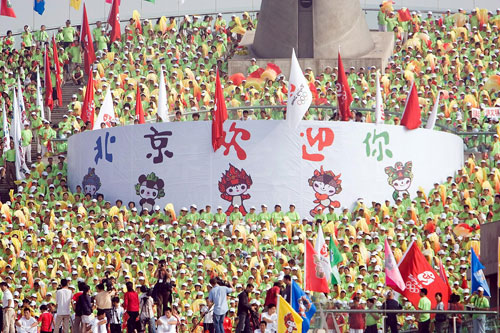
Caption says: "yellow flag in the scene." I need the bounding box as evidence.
[277,295,302,333]
[70,0,82,10]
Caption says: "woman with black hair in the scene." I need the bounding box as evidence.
[124,281,140,333]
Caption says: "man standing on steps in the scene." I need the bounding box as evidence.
[55,279,72,333]
[417,288,431,333]
[1,282,15,333]
[4,141,16,188]
[21,122,33,164]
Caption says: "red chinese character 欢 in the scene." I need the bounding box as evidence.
[221,122,251,160]
[301,128,334,161]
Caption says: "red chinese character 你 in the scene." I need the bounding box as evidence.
[221,122,251,160]
[301,128,334,161]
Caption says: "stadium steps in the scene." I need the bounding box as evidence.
[27,83,80,161]
[27,83,80,163]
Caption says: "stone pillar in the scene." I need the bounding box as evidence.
[313,0,374,58]
[252,0,375,59]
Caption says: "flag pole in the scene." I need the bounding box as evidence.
[303,236,306,291]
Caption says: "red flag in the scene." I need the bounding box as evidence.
[105,0,120,4]
[43,46,53,111]
[136,84,145,124]
[395,242,449,310]
[212,69,228,152]
[337,51,353,121]
[107,0,121,43]
[52,37,62,104]
[81,70,95,128]
[0,0,15,17]
[80,4,96,74]
[248,68,264,79]
[401,82,422,130]
[437,259,452,298]
[304,239,330,293]
[398,8,411,22]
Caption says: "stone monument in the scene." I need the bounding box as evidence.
[228,0,394,75]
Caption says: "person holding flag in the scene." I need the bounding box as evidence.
[470,248,490,333]
[329,236,342,286]
[277,295,302,333]
[469,287,489,333]
[290,281,315,333]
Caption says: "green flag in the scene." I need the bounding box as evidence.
[329,236,342,285]
[144,0,155,2]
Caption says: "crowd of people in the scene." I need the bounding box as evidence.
[0,3,498,333]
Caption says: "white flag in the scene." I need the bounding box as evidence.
[36,67,45,120]
[2,101,10,150]
[93,87,115,130]
[425,91,441,130]
[314,225,332,279]
[375,71,385,124]
[12,91,28,180]
[158,69,169,122]
[287,49,312,128]
[17,77,28,125]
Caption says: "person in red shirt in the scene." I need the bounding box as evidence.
[223,310,234,333]
[123,281,140,333]
[348,296,365,333]
[38,304,54,333]
[264,282,282,308]
[72,281,85,333]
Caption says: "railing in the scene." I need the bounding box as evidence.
[51,105,497,147]
[4,4,471,41]
[310,307,499,333]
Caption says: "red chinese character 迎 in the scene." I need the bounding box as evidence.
[301,128,334,161]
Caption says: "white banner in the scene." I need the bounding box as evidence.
[68,121,463,219]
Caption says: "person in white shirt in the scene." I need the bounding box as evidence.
[15,308,37,333]
[109,297,124,333]
[55,279,72,333]
[1,282,15,333]
[90,310,108,333]
[156,308,178,333]
[201,303,214,333]
[253,321,269,333]
[260,305,277,333]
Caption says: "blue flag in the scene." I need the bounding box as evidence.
[33,0,45,15]
[471,248,490,296]
[291,280,316,332]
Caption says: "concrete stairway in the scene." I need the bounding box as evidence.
[0,81,82,201]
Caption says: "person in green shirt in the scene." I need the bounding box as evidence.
[229,205,243,222]
[34,25,49,46]
[62,20,76,47]
[214,206,226,224]
[285,204,300,223]
[247,58,259,74]
[470,287,489,332]
[5,141,16,186]
[417,288,432,332]
[21,123,33,164]
[21,25,33,48]
[377,5,387,32]
[365,298,380,331]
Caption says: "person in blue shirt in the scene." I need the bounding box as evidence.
[208,278,234,333]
